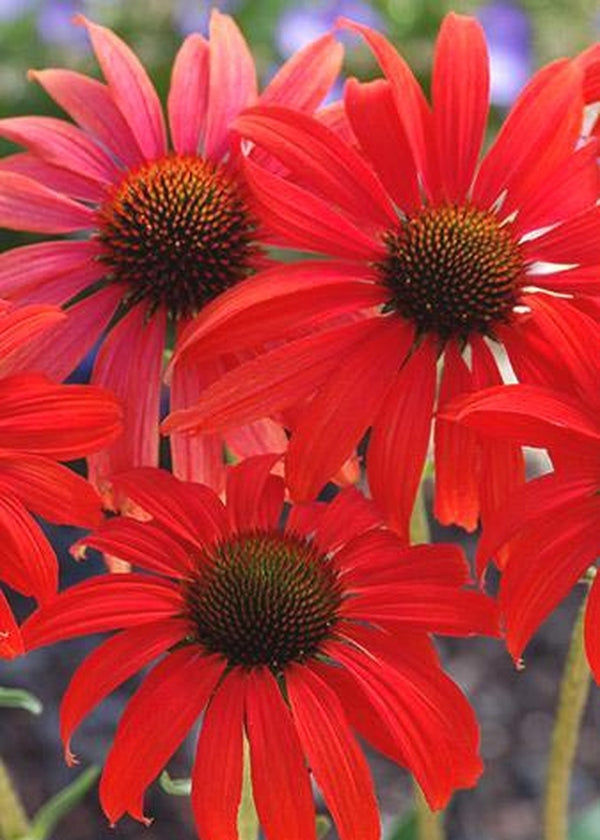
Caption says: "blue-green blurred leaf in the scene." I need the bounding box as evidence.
[571,801,600,840]
[159,770,191,797]
[27,766,99,840]
[386,811,417,840]
[317,814,331,838]
[0,687,42,716]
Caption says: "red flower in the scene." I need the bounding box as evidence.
[22,457,498,836]
[0,12,343,488]
[0,303,122,658]
[164,13,600,540]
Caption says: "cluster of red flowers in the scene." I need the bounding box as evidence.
[2,9,600,840]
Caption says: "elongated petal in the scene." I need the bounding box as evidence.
[168,34,209,155]
[246,667,316,840]
[21,574,183,651]
[60,619,187,763]
[368,336,437,539]
[522,206,600,266]
[313,487,382,554]
[0,240,103,301]
[0,493,57,602]
[0,171,94,232]
[0,591,23,659]
[0,151,106,202]
[432,14,489,202]
[287,665,379,840]
[0,304,65,377]
[100,648,225,825]
[204,10,257,161]
[192,668,245,840]
[226,454,283,532]
[262,33,343,112]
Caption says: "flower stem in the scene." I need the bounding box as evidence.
[410,480,446,840]
[543,588,592,840]
[0,757,29,840]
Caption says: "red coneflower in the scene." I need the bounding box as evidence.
[0,303,122,658]
[0,11,343,488]
[21,456,498,837]
[164,13,600,539]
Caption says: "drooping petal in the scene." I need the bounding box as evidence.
[168,33,209,156]
[286,317,413,502]
[99,647,225,825]
[0,304,65,377]
[60,619,188,763]
[204,10,257,161]
[0,171,94,233]
[0,493,57,603]
[432,13,489,202]
[0,591,23,659]
[287,664,380,840]
[226,454,284,533]
[245,667,316,840]
[367,336,437,540]
[192,668,246,840]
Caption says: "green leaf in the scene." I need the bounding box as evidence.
[159,771,191,797]
[238,739,259,840]
[571,801,600,840]
[316,814,331,838]
[26,766,100,840]
[386,811,417,840]
[0,688,42,716]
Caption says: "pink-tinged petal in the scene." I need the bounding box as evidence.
[192,669,245,840]
[367,336,437,540]
[164,318,380,435]
[30,68,144,167]
[261,33,343,112]
[474,61,583,210]
[585,575,600,683]
[432,14,489,202]
[434,341,481,532]
[204,11,257,161]
[0,493,57,603]
[21,574,183,651]
[242,157,384,260]
[287,665,379,840]
[314,487,382,554]
[60,619,187,764]
[75,16,167,161]
[0,590,23,659]
[0,452,101,528]
[0,239,104,302]
[340,18,439,200]
[225,417,288,461]
[0,151,106,202]
[235,106,397,230]
[0,373,122,459]
[344,78,420,213]
[327,639,482,808]
[168,33,209,155]
[475,473,598,577]
[78,517,194,577]
[12,285,121,381]
[0,116,120,183]
[226,454,284,533]
[287,317,413,502]
[500,493,600,662]
[444,383,600,455]
[0,171,94,232]
[100,648,225,825]
[0,303,65,377]
[173,260,382,364]
[522,207,600,266]
[316,100,355,145]
[246,667,316,840]
[108,468,228,549]
[512,140,599,236]
[89,305,165,482]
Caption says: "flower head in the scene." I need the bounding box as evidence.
[22,457,498,836]
[165,13,600,539]
[0,12,343,487]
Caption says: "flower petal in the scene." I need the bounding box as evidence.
[0,493,57,602]
[0,151,106,202]
[0,171,94,232]
[0,240,104,302]
[168,33,209,156]
[226,454,284,533]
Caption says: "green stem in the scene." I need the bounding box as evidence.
[410,480,446,840]
[543,588,592,840]
[0,757,29,840]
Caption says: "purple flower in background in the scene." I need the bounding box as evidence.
[174,0,242,36]
[477,0,532,107]
[0,0,35,22]
[36,0,88,47]
[276,0,383,57]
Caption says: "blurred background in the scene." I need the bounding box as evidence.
[1,1,600,839]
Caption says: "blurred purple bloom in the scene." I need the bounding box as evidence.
[36,0,89,48]
[477,0,532,107]
[174,0,241,36]
[0,0,35,22]
[276,0,383,57]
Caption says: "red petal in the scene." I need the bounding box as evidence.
[0,493,57,602]
[432,14,489,202]
[367,337,437,540]
[287,664,379,840]
[0,151,106,203]
[60,619,187,763]
[0,240,103,301]
[246,667,316,840]
[226,454,284,532]
[0,304,66,377]
[192,669,245,840]
[0,171,93,232]
[0,590,23,659]
[522,206,600,266]
[168,33,209,155]
[314,487,382,554]
[99,648,225,825]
